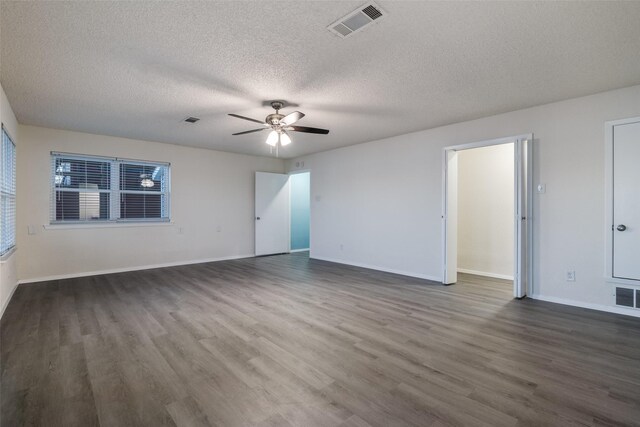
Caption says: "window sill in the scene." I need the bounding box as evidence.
[0,246,17,263]
[43,221,174,230]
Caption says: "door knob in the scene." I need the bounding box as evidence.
[617,224,627,231]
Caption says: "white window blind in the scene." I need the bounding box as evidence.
[1,126,17,256]
[50,152,170,223]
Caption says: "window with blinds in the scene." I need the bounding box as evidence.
[51,152,170,224]
[1,126,16,255]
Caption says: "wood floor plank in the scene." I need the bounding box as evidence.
[165,396,212,427]
[2,253,640,426]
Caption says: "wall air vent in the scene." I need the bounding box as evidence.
[327,2,386,39]
[614,286,640,309]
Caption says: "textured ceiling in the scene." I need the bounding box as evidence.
[2,1,640,159]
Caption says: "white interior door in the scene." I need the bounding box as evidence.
[255,172,290,256]
[613,121,640,280]
[443,150,458,284]
[514,137,532,298]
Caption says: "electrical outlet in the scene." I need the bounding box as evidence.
[340,243,344,251]
[566,270,576,282]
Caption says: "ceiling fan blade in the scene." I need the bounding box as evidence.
[228,113,265,125]
[280,111,305,126]
[289,125,330,135]
[232,128,266,136]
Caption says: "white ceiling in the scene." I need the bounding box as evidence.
[2,1,640,159]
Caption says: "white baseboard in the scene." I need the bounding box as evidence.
[530,293,640,318]
[290,248,310,253]
[457,268,513,281]
[311,255,441,282]
[16,253,638,320]
[17,254,255,284]
[0,281,19,320]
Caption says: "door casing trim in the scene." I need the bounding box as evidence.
[441,133,533,298]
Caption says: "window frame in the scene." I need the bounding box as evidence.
[1,125,17,257]
[50,152,171,225]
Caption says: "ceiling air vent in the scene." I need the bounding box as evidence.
[327,2,386,39]
[362,5,383,20]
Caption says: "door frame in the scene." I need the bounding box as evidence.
[441,133,533,298]
[604,116,640,284]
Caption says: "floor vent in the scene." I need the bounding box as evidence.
[328,2,386,39]
[615,286,640,308]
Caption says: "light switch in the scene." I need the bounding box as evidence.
[27,225,37,235]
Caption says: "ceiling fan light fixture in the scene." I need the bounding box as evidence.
[280,132,292,146]
[266,130,279,146]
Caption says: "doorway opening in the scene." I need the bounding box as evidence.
[457,143,515,292]
[254,171,311,257]
[290,171,310,253]
[442,134,532,298]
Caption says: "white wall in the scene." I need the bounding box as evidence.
[457,144,514,279]
[0,83,19,318]
[17,125,284,282]
[287,84,640,316]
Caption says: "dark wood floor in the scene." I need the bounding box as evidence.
[2,253,640,426]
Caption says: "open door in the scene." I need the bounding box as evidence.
[514,137,532,298]
[442,150,458,284]
[442,134,532,298]
[255,172,290,256]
